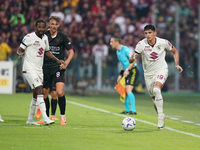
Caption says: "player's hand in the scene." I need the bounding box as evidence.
[131,53,138,60]
[59,62,67,70]
[57,60,64,64]
[175,65,183,73]
[18,52,25,59]
[123,70,129,77]
[117,75,122,83]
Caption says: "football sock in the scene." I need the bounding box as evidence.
[28,97,37,121]
[37,95,48,119]
[152,99,158,113]
[51,98,57,116]
[58,95,66,115]
[44,97,50,117]
[153,87,163,115]
[124,97,130,112]
[127,92,136,113]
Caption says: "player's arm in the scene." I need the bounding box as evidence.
[60,35,74,70]
[45,51,64,64]
[170,46,183,73]
[129,52,139,63]
[60,49,74,70]
[17,47,25,59]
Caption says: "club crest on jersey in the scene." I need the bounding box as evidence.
[44,40,47,45]
[156,45,161,50]
[57,39,59,43]
[33,41,40,47]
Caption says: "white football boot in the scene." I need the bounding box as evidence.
[26,120,40,125]
[158,113,166,130]
[43,117,54,125]
[0,115,4,122]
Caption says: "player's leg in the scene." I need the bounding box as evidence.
[50,90,58,120]
[35,85,54,125]
[151,96,158,113]
[153,82,165,129]
[49,78,58,120]
[22,70,41,125]
[56,82,67,125]
[126,85,136,114]
[43,88,50,117]
[126,67,139,114]
[26,90,39,125]
[120,96,130,114]
[55,70,67,125]
[153,71,168,129]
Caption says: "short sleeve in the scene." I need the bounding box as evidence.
[164,40,173,51]
[44,36,49,51]
[20,34,32,49]
[63,34,72,50]
[134,42,143,54]
[125,47,133,58]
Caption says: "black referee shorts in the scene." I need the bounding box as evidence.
[43,67,65,91]
[126,66,139,86]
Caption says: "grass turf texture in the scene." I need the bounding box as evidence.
[0,93,200,150]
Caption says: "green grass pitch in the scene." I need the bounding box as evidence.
[0,93,200,150]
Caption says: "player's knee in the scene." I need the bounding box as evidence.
[57,90,64,97]
[153,87,161,96]
[126,86,133,94]
[51,91,57,99]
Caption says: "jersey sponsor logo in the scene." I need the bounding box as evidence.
[33,41,41,47]
[49,46,60,54]
[144,48,152,52]
[150,52,158,61]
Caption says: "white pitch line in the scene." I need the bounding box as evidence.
[67,100,200,139]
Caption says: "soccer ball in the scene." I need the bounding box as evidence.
[122,117,136,131]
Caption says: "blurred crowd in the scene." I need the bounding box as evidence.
[0,0,199,91]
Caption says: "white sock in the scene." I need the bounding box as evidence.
[28,98,37,121]
[37,95,48,119]
[153,87,163,115]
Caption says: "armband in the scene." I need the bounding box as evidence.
[119,70,124,76]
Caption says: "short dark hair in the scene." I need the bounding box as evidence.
[144,24,156,31]
[35,19,46,27]
[49,16,60,22]
[111,35,121,44]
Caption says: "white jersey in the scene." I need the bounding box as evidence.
[20,32,49,72]
[135,37,173,76]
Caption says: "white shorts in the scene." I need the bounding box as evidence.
[23,70,43,89]
[144,69,168,97]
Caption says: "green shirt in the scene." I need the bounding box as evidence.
[10,14,26,27]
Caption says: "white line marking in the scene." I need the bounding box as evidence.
[67,101,200,139]
[181,120,194,124]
